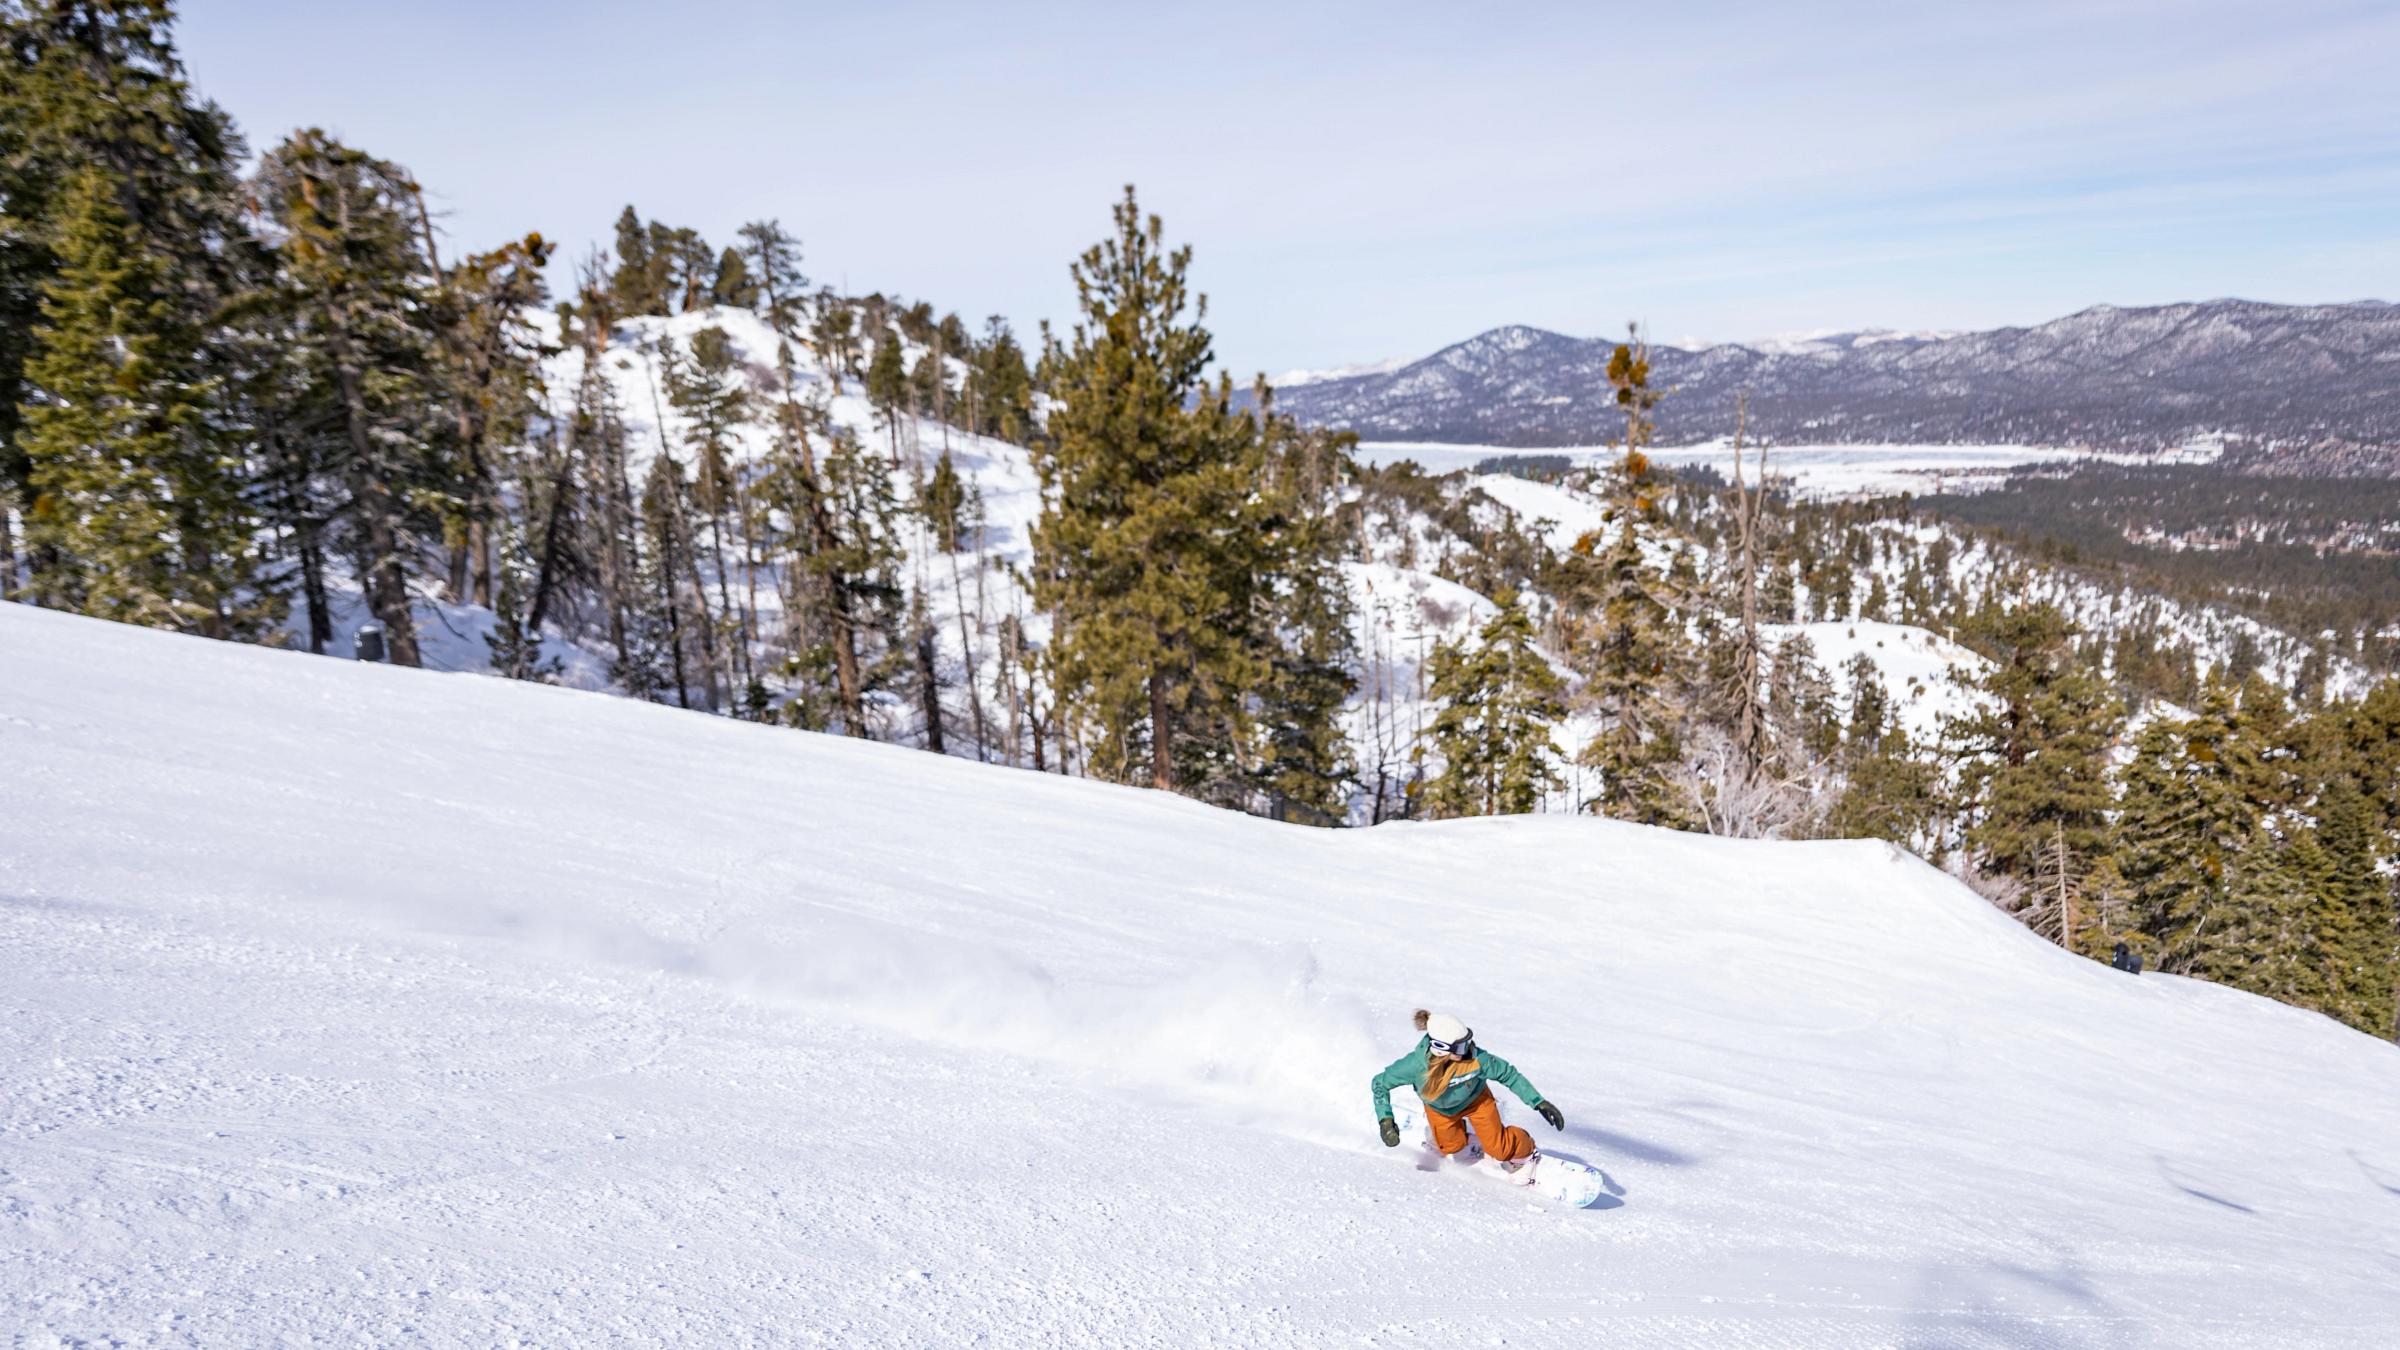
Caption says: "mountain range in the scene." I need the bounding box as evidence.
[1268,299,2400,464]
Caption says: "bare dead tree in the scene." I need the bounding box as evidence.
[1726,393,1771,783]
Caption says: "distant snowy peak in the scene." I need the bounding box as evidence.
[1739,328,1962,357]
[1271,356,1411,387]
[1270,299,2400,460]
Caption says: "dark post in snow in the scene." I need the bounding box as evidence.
[355,625,386,663]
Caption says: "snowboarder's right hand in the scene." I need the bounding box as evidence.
[1378,1118,1401,1148]
[1536,1100,1565,1131]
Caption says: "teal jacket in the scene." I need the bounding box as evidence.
[1371,1035,1543,1120]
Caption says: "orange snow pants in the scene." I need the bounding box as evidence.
[1425,1088,1536,1162]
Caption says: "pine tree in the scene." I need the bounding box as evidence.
[1767,633,1842,768]
[253,129,445,667]
[1557,331,1694,825]
[734,220,806,332]
[1421,593,1565,818]
[424,231,552,609]
[1251,407,1359,823]
[2115,681,2263,977]
[1722,396,1771,779]
[557,263,641,675]
[1825,727,1941,853]
[1949,602,2123,901]
[2,0,255,612]
[921,449,966,553]
[911,346,950,433]
[710,245,757,309]
[652,223,713,313]
[766,418,905,734]
[19,167,258,632]
[1030,186,1269,794]
[631,453,713,708]
[865,332,907,465]
[609,206,665,316]
[483,524,558,683]
[664,324,752,685]
[969,315,1034,442]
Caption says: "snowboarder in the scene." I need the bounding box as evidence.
[1371,1009,1564,1177]
[2112,941,2144,975]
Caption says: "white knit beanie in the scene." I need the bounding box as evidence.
[1416,1009,1470,1044]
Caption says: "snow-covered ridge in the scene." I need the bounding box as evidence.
[5,600,2398,1344]
[1274,298,2400,452]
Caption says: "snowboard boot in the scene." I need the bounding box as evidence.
[1481,1151,1540,1185]
[1423,1137,1479,1171]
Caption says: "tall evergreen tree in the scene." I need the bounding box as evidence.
[968,315,1034,443]
[920,449,966,553]
[709,245,756,309]
[734,219,806,332]
[1570,333,1692,825]
[424,231,552,608]
[608,206,664,316]
[252,129,443,666]
[19,167,259,632]
[2115,680,2265,976]
[1030,186,1267,794]
[1420,593,1565,818]
[1949,602,2124,932]
[1,0,253,606]
[664,324,752,683]
[865,332,907,464]
[1251,405,1359,823]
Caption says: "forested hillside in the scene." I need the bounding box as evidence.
[3,1,2394,1040]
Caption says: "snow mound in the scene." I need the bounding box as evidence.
[5,602,2398,1346]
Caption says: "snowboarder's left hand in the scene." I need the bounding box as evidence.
[1378,1118,1401,1147]
[1535,1100,1565,1131]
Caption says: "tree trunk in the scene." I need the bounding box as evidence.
[299,529,331,655]
[917,625,945,754]
[658,527,690,709]
[1729,396,1767,780]
[1149,669,1175,790]
[707,511,746,688]
[0,494,18,601]
[524,447,574,639]
[679,524,724,712]
[948,550,987,760]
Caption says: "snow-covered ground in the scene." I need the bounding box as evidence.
[7,602,2399,1346]
[1767,619,1994,744]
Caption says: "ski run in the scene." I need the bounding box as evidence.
[7,599,2400,1346]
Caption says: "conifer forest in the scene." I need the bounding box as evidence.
[5,0,2397,1044]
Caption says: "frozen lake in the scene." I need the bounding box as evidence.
[1354,439,2222,498]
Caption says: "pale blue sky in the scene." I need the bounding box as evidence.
[177,1,2400,375]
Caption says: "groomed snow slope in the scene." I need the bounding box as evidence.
[5,604,2399,1348]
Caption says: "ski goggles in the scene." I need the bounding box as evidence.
[1429,1033,1476,1060]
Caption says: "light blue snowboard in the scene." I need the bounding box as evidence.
[1410,1126,1609,1208]
[1525,1153,1608,1208]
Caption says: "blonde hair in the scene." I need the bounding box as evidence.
[1413,1008,1476,1100]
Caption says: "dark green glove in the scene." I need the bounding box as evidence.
[1378,1118,1401,1148]
[1536,1100,1565,1132]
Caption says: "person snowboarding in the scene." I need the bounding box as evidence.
[1371,1009,1564,1180]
